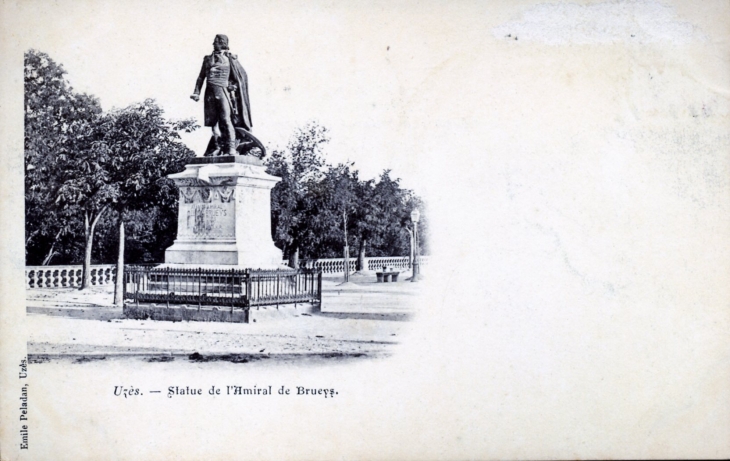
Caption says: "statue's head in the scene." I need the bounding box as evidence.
[213,34,229,51]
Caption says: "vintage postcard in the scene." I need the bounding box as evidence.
[1,0,729,459]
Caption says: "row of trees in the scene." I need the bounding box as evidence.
[267,124,427,270]
[25,50,427,296]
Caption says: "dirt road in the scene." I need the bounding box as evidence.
[26,273,421,364]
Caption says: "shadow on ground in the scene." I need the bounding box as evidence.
[26,305,125,321]
[29,351,379,365]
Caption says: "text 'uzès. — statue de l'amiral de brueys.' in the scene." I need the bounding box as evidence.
[191,34,266,158]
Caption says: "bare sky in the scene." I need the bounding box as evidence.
[11,0,725,195]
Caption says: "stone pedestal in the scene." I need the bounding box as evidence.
[164,157,283,269]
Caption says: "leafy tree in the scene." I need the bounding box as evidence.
[24,49,101,265]
[26,51,196,283]
[266,123,428,267]
[99,100,197,301]
[54,99,197,293]
[347,170,427,269]
[314,163,361,280]
[266,123,328,267]
[351,177,375,270]
[369,172,421,258]
[397,192,428,262]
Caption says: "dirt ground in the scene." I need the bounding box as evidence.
[26,272,422,364]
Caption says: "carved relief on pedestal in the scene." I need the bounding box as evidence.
[181,187,196,204]
[199,188,213,203]
[177,177,235,187]
[176,177,237,204]
[218,187,234,203]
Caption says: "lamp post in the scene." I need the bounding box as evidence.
[410,209,420,282]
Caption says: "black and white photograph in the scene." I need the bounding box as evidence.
[1,0,729,459]
[22,30,428,363]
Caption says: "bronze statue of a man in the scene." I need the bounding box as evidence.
[191,34,254,156]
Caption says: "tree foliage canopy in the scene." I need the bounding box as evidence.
[267,123,428,263]
[24,50,102,264]
[54,99,196,215]
[266,123,328,260]
[25,50,197,266]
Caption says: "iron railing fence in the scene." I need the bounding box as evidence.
[123,265,322,310]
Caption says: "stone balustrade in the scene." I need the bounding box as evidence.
[301,258,358,274]
[25,265,116,289]
[367,257,416,271]
[26,256,429,287]
[296,256,429,274]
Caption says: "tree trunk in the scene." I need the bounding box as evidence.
[41,229,62,266]
[113,218,125,306]
[343,245,350,282]
[41,249,56,266]
[357,238,367,272]
[342,209,349,282]
[288,246,299,269]
[80,207,107,290]
[81,213,92,289]
[26,229,39,247]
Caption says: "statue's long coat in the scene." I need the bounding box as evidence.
[193,52,252,130]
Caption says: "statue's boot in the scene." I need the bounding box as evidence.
[224,140,237,156]
[205,135,225,157]
[203,136,220,157]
